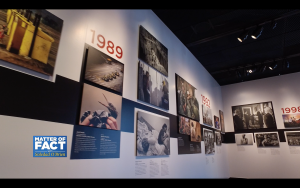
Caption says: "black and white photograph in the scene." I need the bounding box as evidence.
[136,110,170,156]
[203,128,215,154]
[84,44,124,93]
[138,25,168,76]
[219,110,225,133]
[285,131,300,146]
[235,133,254,145]
[282,113,300,128]
[176,74,200,121]
[138,61,169,110]
[178,115,191,135]
[215,131,222,146]
[254,132,279,147]
[232,101,276,131]
[190,120,201,142]
[202,105,213,127]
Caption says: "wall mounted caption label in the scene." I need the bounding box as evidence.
[281,106,300,114]
[33,136,67,157]
[90,30,123,59]
[201,95,210,108]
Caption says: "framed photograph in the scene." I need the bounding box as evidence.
[203,128,215,154]
[285,131,300,146]
[235,133,254,145]
[176,74,200,121]
[84,44,124,93]
[79,83,122,130]
[214,115,220,130]
[138,25,168,76]
[138,61,169,110]
[178,115,191,135]
[136,110,170,156]
[202,105,213,127]
[0,9,63,76]
[232,101,276,131]
[215,131,222,146]
[190,120,201,142]
[219,110,225,133]
[254,132,279,147]
[282,113,300,128]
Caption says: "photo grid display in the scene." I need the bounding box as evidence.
[136,110,170,156]
[254,132,279,147]
[235,133,254,145]
[203,128,215,154]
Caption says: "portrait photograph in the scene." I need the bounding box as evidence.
[138,61,169,110]
[219,110,225,133]
[138,25,168,76]
[203,128,215,154]
[0,9,63,76]
[176,74,200,121]
[285,131,300,146]
[79,83,122,130]
[235,133,254,145]
[214,115,220,130]
[190,120,201,142]
[136,110,170,156]
[215,131,222,146]
[282,113,300,128]
[84,44,124,93]
[254,132,279,147]
[232,101,276,131]
[202,105,213,127]
[178,115,191,135]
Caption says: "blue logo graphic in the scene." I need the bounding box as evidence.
[33,136,67,157]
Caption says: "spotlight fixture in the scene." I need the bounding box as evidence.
[247,65,257,74]
[251,26,264,39]
[269,61,277,70]
[237,30,249,42]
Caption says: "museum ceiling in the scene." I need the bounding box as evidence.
[152,9,300,85]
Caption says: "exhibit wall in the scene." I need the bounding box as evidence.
[222,72,300,178]
[0,10,229,178]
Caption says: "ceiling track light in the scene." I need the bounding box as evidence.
[247,64,257,74]
[237,30,249,42]
[269,60,277,70]
[251,26,264,39]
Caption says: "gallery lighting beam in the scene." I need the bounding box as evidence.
[251,26,264,39]
[237,30,249,42]
[269,61,278,70]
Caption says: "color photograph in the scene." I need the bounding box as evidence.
[219,110,225,133]
[285,131,300,146]
[215,131,222,146]
[84,44,124,93]
[138,25,168,76]
[254,132,279,147]
[178,115,191,135]
[232,101,276,131]
[79,83,122,130]
[202,105,213,127]
[190,120,201,142]
[0,9,63,76]
[235,133,254,145]
[203,128,215,154]
[282,113,300,128]
[214,115,220,130]
[176,74,200,121]
[136,110,170,156]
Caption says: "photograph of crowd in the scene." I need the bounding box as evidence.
[138,25,168,76]
[285,131,300,146]
[176,74,200,121]
[203,128,215,154]
[202,105,213,126]
[138,61,169,110]
[215,131,222,146]
[219,110,225,133]
[84,45,124,93]
[214,115,220,130]
[0,9,63,76]
[254,132,279,147]
[190,120,201,142]
[232,101,276,131]
[136,110,170,156]
[235,133,254,145]
[79,83,122,130]
[282,113,300,128]
[178,115,191,135]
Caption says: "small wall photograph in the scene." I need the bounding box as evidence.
[282,113,300,128]
[254,132,279,147]
[202,105,213,127]
[219,110,225,133]
[235,133,254,145]
[285,131,300,146]
[214,115,220,130]
[190,120,201,142]
[215,131,222,146]
[232,101,276,131]
[203,128,215,154]
[136,110,170,156]
[79,83,122,130]
[178,115,191,135]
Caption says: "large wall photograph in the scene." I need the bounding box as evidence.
[178,115,191,135]
[84,44,124,93]
[232,101,276,131]
[138,25,168,76]
[0,9,63,76]
[79,83,122,130]
[176,74,200,121]
[136,110,170,156]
